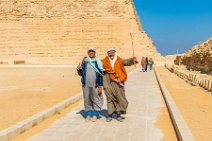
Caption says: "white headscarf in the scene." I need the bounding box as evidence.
[109,52,118,69]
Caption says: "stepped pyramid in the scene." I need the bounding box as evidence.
[0,0,162,64]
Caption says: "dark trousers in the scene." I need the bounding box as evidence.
[145,64,148,72]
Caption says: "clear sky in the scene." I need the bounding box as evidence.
[134,0,212,55]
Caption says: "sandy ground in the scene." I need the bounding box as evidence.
[156,102,177,141]
[156,66,212,141]
[0,67,82,130]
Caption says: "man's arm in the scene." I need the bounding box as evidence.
[77,57,87,76]
[123,57,138,66]
[97,71,103,95]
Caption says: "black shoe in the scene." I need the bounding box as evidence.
[116,116,124,122]
[116,114,124,122]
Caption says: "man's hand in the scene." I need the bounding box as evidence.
[132,57,138,64]
[98,87,103,95]
[77,63,82,70]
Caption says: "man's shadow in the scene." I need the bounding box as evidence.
[77,109,108,119]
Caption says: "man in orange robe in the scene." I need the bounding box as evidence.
[102,48,137,122]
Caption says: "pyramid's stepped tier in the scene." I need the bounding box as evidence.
[0,0,161,64]
[181,38,212,73]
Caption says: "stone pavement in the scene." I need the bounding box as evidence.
[27,69,166,141]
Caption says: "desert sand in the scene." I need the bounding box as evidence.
[156,66,212,141]
[0,67,82,130]
[156,102,178,141]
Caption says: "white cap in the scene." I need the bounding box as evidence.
[87,47,96,52]
[107,48,116,54]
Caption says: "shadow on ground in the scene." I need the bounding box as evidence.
[77,109,108,119]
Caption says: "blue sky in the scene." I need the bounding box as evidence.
[134,0,212,55]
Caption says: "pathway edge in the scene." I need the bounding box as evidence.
[154,68,195,141]
[0,93,82,141]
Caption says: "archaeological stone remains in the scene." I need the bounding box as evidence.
[181,38,212,73]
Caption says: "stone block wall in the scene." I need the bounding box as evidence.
[0,0,161,64]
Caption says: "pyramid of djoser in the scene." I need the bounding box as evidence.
[0,0,162,64]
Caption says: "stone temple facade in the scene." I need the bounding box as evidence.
[0,0,162,64]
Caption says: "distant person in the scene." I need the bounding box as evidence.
[145,57,149,72]
[148,58,154,70]
[77,48,104,122]
[141,57,147,72]
[102,48,137,122]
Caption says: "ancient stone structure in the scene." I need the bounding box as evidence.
[165,64,212,92]
[164,38,212,91]
[181,38,212,73]
[165,54,184,66]
[0,0,161,64]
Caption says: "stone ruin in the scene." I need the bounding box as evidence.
[181,38,212,73]
[0,0,162,65]
[164,38,212,92]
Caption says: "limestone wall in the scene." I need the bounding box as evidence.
[0,0,161,64]
[181,38,212,73]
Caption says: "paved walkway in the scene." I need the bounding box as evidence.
[27,69,166,141]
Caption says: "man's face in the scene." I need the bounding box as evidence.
[108,52,115,60]
[88,51,96,58]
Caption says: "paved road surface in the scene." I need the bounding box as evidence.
[27,69,167,141]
